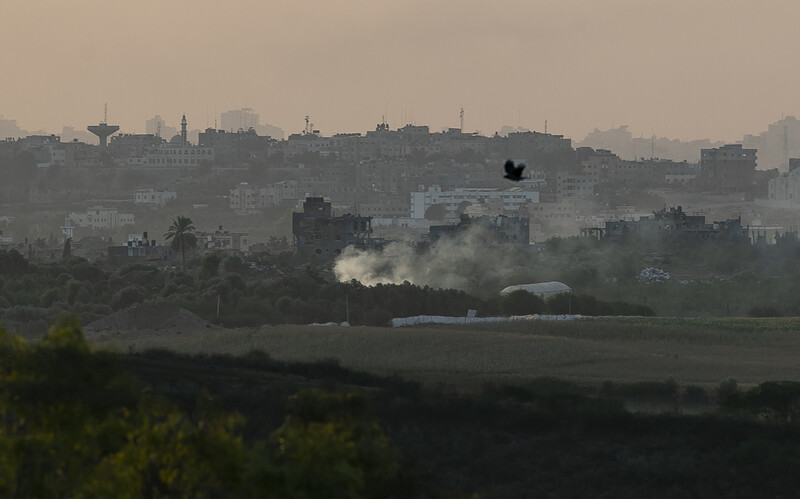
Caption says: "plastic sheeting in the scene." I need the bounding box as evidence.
[390,314,580,327]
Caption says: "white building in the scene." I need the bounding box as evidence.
[67,207,135,230]
[264,180,298,206]
[230,182,262,215]
[134,188,177,207]
[768,167,800,205]
[196,226,249,254]
[410,184,541,219]
[230,180,298,215]
[141,136,214,167]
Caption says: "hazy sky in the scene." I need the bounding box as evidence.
[3,0,800,142]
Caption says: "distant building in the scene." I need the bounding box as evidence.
[67,207,135,230]
[505,131,572,157]
[220,108,284,140]
[429,214,530,246]
[662,161,699,186]
[134,188,177,208]
[768,163,800,205]
[699,144,757,194]
[63,140,102,168]
[264,180,298,206]
[197,127,278,167]
[229,182,262,215]
[556,172,595,201]
[146,115,177,141]
[292,197,376,257]
[107,231,173,264]
[195,226,249,254]
[410,184,542,220]
[230,181,298,215]
[526,200,576,236]
[141,136,214,167]
[287,131,332,156]
[578,148,642,187]
[354,193,410,219]
[742,115,800,171]
[588,206,749,244]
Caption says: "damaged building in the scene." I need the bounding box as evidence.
[584,206,749,244]
[292,197,377,257]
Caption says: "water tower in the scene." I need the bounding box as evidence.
[87,104,119,148]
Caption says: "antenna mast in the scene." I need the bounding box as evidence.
[651,133,655,159]
[459,107,464,131]
[103,103,108,124]
[784,124,789,169]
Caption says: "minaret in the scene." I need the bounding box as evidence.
[181,114,187,145]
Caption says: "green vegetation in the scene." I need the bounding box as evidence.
[7,319,800,496]
[0,318,403,498]
[0,248,653,333]
[164,215,197,270]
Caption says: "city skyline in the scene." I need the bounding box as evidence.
[4,1,800,143]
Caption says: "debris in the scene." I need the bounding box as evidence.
[638,267,671,283]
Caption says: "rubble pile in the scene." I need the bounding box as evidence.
[638,267,671,283]
[84,304,220,338]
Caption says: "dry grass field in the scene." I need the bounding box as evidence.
[84,314,800,390]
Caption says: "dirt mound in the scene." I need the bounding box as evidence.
[84,304,220,338]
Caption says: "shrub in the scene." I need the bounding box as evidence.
[748,305,782,317]
[499,290,546,316]
[110,285,145,310]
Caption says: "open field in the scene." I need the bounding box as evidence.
[85,315,800,389]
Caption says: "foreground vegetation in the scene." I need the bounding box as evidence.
[6,319,800,496]
[0,318,404,498]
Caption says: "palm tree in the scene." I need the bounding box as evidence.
[164,216,197,270]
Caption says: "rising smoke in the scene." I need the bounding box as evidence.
[334,225,528,295]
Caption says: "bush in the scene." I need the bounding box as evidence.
[110,285,145,310]
[748,305,782,317]
[39,288,61,308]
[499,290,546,316]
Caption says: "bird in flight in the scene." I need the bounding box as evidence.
[503,159,527,181]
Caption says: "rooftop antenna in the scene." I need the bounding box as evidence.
[87,104,119,148]
[651,131,655,159]
[544,119,548,134]
[459,107,464,131]
[784,124,789,169]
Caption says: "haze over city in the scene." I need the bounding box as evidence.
[5,0,800,142]
[9,2,800,497]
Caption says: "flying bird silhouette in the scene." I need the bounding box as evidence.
[503,159,526,181]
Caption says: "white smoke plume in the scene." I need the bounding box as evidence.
[334,225,527,295]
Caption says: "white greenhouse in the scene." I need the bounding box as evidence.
[499,281,572,298]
